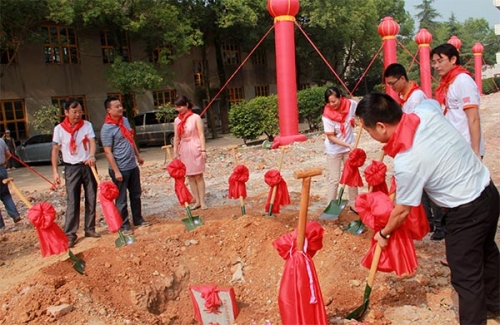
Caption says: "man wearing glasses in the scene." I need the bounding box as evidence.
[431,43,484,159]
[384,63,427,113]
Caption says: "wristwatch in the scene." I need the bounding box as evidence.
[379,229,391,239]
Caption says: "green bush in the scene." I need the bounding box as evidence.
[482,77,500,95]
[229,95,278,142]
[297,86,327,131]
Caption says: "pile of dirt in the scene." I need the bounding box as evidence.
[1,92,499,325]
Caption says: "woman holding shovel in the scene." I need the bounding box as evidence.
[173,95,208,210]
[322,86,358,209]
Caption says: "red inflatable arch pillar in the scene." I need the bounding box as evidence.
[378,17,400,101]
[415,28,433,98]
[472,42,484,95]
[447,35,462,52]
[267,0,306,149]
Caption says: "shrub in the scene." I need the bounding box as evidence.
[229,95,278,142]
[297,86,328,131]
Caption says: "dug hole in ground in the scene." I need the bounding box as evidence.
[1,92,500,325]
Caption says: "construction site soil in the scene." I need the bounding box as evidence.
[1,92,499,325]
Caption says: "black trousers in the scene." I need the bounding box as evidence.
[64,164,97,240]
[444,181,500,325]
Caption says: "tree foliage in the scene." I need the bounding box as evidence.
[297,86,328,131]
[414,0,441,30]
[31,105,60,134]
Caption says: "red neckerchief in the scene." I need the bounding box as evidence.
[383,113,421,158]
[435,65,471,114]
[59,117,87,155]
[400,81,420,106]
[176,110,194,138]
[104,114,134,146]
[322,97,351,136]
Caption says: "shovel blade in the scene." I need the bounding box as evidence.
[320,199,348,220]
[182,216,203,231]
[345,219,366,235]
[68,250,86,275]
[346,298,370,320]
[115,230,136,247]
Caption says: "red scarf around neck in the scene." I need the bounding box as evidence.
[435,65,471,111]
[383,113,421,158]
[323,97,351,136]
[400,81,421,106]
[104,114,135,147]
[176,110,193,138]
[60,117,87,155]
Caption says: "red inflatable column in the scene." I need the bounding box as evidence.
[415,28,433,98]
[378,17,400,101]
[267,0,306,149]
[472,42,484,95]
[447,36,462,52]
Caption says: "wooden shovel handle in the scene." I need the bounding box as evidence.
[228,146,238,165]
[162,145,173,162]
[294,168,323,252]
[90,166,100,185]
[2,178,32,208]
[367,244,382,287]
[353,123,363,148]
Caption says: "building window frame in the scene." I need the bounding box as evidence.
[222,42,241,65]
[42,25,80,64]
[51,96,89,121]
[100,30,130,64]
[0,99,27,140]
[228,87,245,103]
[152,89,177,108]
[107,93,137,116]
[254,85,269,97]
[149,43,174,64]
[252,49,267,66]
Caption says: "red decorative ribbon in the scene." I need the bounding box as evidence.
[200,285,222,314]
[228,165,249,199]
[27,202,68,257]
[264,169,290,213]
[339,148,366,187]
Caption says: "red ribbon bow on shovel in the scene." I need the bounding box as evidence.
[364,160,389,194]
[340,148,366,187]
[28,202,68,257]
[264,169,290,214]
[228,165,249,200]
[167,159,193,205]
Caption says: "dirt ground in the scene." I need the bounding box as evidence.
[1,92,500,325]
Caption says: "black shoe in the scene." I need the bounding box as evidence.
[431,229,445,241]
[12,216,21,223]
[121,229,134,235]
[68,239,76,248]
[84,230,101,238]
[137,221,151,227]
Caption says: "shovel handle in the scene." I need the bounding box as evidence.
[162,145,173,162]
[294,168,323,252]
[90,166,101,185]
[3,178,32,208]
[367,244,382,288]
[353,123,363,148]
[228,146,238,165]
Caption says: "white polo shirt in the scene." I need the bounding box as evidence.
[402,89,427,113]
[322,99,357,155]
[53,120,95,164]
[394,99,490,208]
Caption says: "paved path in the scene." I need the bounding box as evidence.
[7,134,245,192]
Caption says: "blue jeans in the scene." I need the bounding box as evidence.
[0,166,20,228]
[109,166,144,230]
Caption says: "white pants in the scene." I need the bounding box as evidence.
[326,152,358,206]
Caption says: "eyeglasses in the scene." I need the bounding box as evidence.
[386,76,401,87]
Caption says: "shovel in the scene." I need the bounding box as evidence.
[182,202,204,231]
[345,151,386,235]
[3,178,86,275]
[265,145,287,217]
[346,244,382,320]
[90,166,136,247]
[162,145,172,165]
[320,125,363,220]
[229,145,247,216]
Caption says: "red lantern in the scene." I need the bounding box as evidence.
[472,42,484,54]
[447,36,462,51]
[377,17,400,38]
[415,28,432,45]
[267,0,300,17]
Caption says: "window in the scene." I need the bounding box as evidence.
[222,42,240,65]
[153,89,176,107]
[107,93,137,116]
[0,99,27,140]
[100,31,130,64]
[254,85,269,97]
[51,96,88,121]
[228,87,244,103]
[149,44,174,64]
[193,60,204,87]
[42,25,79,64]
[252,49,267,66]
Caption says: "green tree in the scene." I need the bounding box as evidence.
[414,0,441,30]
[229,95,278,142]
[297,86,328,131]
[31,105,60,134]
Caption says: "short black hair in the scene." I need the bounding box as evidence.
[64,98,81,111]
[355,92,403,128]
[384,63,408,81]
[104,96,120,109]
[430,43,461,65]
[173,95,193,109]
